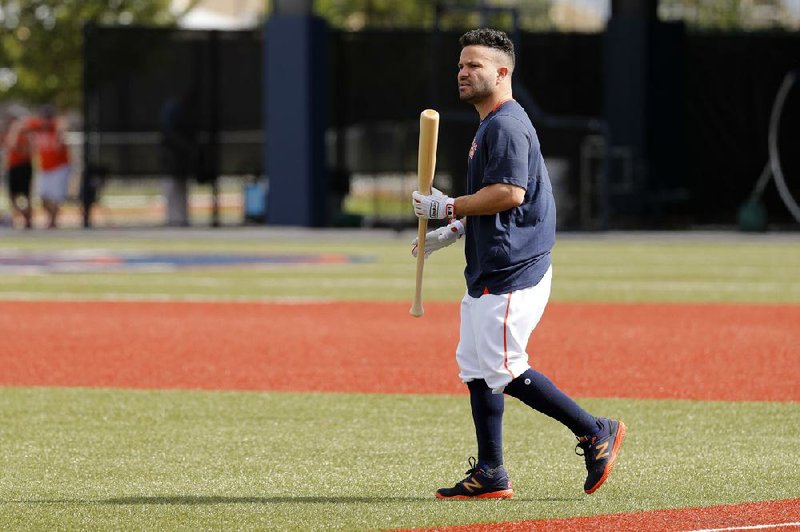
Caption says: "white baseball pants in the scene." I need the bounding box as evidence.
[456,265,552,394]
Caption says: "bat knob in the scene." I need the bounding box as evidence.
[409,304,424,318]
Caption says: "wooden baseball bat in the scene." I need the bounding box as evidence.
[410,109,440,318]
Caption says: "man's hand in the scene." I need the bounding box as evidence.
[412,219,465,259]
[412,187,456,220]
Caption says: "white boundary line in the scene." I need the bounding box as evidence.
[687,522,800,531]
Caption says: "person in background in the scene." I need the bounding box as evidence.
[1,108,36,229]
[31,105,71,229]
[159,91,197,227]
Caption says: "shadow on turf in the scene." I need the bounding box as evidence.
[12,495,580,505]
[106,496,429,504]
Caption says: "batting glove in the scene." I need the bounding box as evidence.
[412,219,465,259]
[412,187,456,220]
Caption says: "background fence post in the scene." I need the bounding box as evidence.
[264,6,328,226]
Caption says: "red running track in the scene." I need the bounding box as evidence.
[0,301,798,402]
[412,497,800,532]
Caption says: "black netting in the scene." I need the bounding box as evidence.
[84,24,800,226]
[84,25,263,179]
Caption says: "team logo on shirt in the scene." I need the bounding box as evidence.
[468,139,477,160]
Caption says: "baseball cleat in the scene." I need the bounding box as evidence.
[576,417,627,494]
[435,457,514,499]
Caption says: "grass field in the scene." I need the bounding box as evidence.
[3,389,797,530]
[1,229,799,303]
[0,228,799,530]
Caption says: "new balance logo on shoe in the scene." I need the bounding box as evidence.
[462,477,483,493]
[594,441,610,460]
[576,418,627,495]
[436,457,514,499]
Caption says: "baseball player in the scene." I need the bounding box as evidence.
[411,28,626,499]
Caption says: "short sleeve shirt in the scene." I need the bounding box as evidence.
[463,100,556,297]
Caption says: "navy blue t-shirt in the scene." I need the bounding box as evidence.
[463,100,556,297]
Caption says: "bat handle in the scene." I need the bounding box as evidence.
[410,219,428,317]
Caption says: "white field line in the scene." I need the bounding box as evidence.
[686,522,800,531]
[0,293,339,303]
[0,278,423,289]
[0,275,461,289]
[559,280,800,293]
[0,273,795,292]
[557,264,800,275]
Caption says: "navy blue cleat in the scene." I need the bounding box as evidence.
[436,457,514,499]
[576,417,627,494]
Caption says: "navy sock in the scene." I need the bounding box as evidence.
[503,368,598,436]
[467,379,504,469]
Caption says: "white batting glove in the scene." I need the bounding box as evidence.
[412,187,456,220]
[412,219,465,259]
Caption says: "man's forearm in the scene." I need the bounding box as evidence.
[453,183,525,216]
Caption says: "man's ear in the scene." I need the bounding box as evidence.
[496,66,509,83]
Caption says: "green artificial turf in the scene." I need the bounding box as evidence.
[0,231,798,303]
[1,230,798,529]
[1,387,798,530]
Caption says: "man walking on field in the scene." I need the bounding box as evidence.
[411,28,626,499]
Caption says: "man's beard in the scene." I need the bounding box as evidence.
[459,81,492,104]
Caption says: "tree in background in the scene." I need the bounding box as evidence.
[314,0,435,29]
[3,0,794,111]
[658,0,798,30]
[0,0,200,110]
[312,0,555,31]
[313,0,799,32]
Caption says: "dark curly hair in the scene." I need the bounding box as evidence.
[458,28,515,67]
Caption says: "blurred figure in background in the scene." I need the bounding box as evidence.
[159,90,197,227]
[1,108,36,229]
[31,105,71,229]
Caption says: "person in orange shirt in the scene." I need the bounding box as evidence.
[1,110,36,229]
[31,105,71,229]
